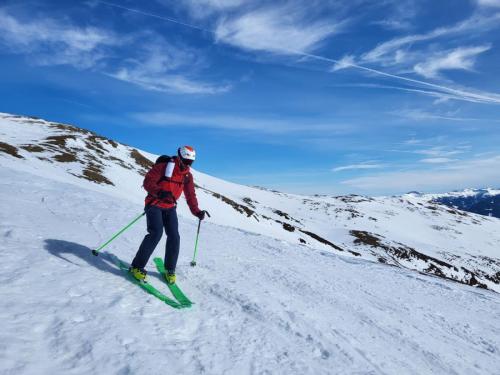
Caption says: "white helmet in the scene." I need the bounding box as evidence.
[178,145,196,165]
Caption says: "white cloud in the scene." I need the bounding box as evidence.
[130,111,351,134]
[476,0,500,7]
[372,0,418,31]
[188,0,246,9]
[362,13,500,65]
[332,163,384,172]
[94,2,500,104]
[414,147,465,157]
[317,56,500,104]
[392,108,498,122]
[111,69,231,94]
[0,8,119,69]
[404,138,422,145]
[414,45,491,78]
[341,155,500,194]
[0,8,228,95]
[331,54,355,71]
[419,158,455,164]
[215,5,340,54]
[179,0,248,19]
[329,82,500,105]
[108,42,230,94]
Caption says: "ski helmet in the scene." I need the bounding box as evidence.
[178,145,196,166]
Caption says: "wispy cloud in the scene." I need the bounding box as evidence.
[414,147,466,157]
[214,4,341,54]
[306,51,500,105]
[372,0,418,31]
[131,111,351,134]
[177,0,248,19]
[476,0,500,8]
[328,82,499,105]
[419,157,456,164]
[331,54,356,72]
[95,1,500,105]
[414,45,491,78]
[325,12,500,104]
[108,42,230,94]
[332,163,384,172]
[341,155,500,194]
[110,69,230,94]
[0,7,227,95]
[387,143,470,160]
[361,12,500,65]
[391,108,500,122]
[0,8,119,69]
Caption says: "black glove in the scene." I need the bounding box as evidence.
[157,190,174,202]
[197,210,210,220]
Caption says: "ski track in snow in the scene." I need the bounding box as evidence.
[1,168,500,375]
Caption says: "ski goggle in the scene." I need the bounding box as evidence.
[180,158,194,166]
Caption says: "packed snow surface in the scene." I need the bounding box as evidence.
[1,164,500,374]
[1,113,500,374]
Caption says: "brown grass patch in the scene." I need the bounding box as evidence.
[0,142,23,158]
[350,230,488,289]
[45,135,76,147]
[130,149,153,174]
[54,152,78,163]
[21,144,45,152]
[78,164,114,185]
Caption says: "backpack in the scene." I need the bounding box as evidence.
[155,155,172,164]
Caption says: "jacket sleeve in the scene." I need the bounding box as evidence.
[143,163,164,196]
[183,172,201,216]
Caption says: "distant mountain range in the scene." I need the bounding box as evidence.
[406,189,500,219]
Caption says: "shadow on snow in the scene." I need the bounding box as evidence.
[43,239,162,282]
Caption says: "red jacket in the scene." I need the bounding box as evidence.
[143,156,200,215]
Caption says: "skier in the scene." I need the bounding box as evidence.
[129,145,209,284]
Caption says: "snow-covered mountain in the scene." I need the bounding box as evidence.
[1,113,500,374]
[1,112,499,292]
[407,189,500,219]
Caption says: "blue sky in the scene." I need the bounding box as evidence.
[1,0,500,195]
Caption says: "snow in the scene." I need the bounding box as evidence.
[1,166,499,374]
[1,112,500,374]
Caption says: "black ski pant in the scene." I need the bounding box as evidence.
[131,205,180,273]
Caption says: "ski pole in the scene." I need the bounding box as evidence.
[92,212,146,256]
[190,219,202,267]
[190,210,210,266]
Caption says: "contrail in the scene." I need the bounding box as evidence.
[96,0,212,33]
[292,49,500,105]
[95,1,500,105]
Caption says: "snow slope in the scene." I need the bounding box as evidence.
[1,113,499,292]
[1,113,500,373]
[1,166,499,375]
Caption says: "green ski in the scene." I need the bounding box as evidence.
[116,260,185,309]
[153,257,193,307]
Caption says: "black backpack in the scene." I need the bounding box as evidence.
[155,155,173,164]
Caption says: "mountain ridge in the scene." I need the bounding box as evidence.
[1,112,499,292]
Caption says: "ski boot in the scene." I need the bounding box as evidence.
[129,267,147,282]
[164,271,176,285]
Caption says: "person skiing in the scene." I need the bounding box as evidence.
[129,145,209,284]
